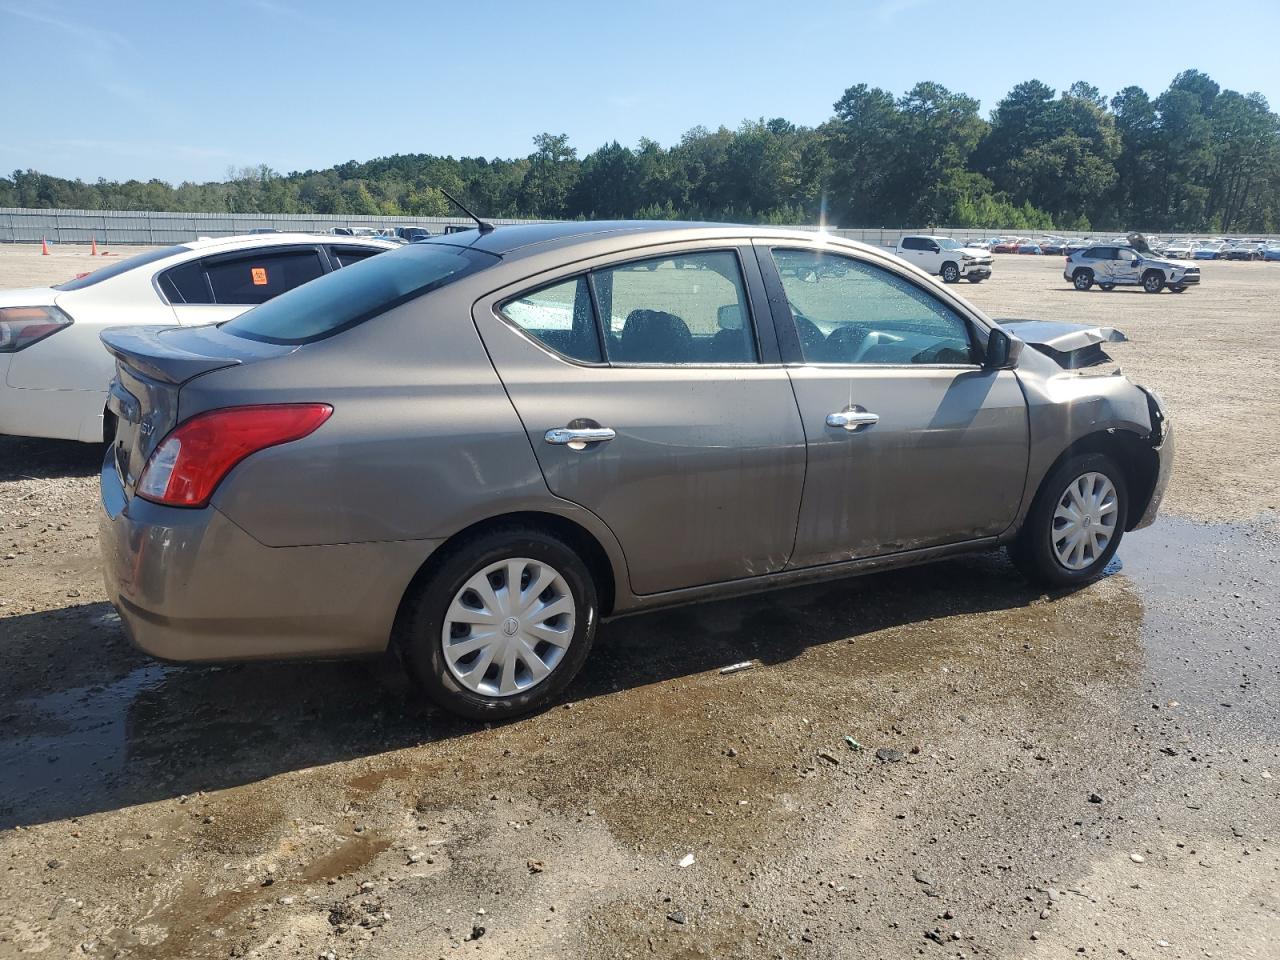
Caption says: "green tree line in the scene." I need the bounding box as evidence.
[4,69,1278,232]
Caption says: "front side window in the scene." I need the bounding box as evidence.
[592,251,757,364]
[224,242,497,344]
[1115,248,1138,261]
[500,275,602,363]
[772,249,976,366]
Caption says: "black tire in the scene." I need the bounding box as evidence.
[941,262,960,283]
[1098,283,1115,291]
[1010,452,1129,588]
[1072,269,1094,291]
[1142,270,1165,293]
[966,276,984,284]
[1170,285,1187,293]
[399,527,598,721]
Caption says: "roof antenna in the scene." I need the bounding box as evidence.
[439,188,495,234]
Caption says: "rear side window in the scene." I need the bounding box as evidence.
[501,276,602,363]
[158,261,213,304]
[55,245,190,290]
[901,237,923,250]
[330,245,384,268]
[593,251,758,364]
[223,243,498,345]
[205,249,326,305]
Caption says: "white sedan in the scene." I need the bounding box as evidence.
[0,234,395,442]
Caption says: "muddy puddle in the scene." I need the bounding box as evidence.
[2,516,1274,831]
[2,515,1277,959]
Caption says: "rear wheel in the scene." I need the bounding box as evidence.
[1142,270,1165,293]
[1072,269,1094,291]
[399,527,598,720]
[1011,452,1129,588]
[941,262,960,283]
[1099,282,1115,291]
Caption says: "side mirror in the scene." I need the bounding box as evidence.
[985,328,1024,370]
[928,242,940,253]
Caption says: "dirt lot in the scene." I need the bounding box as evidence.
[0,246,1277,959]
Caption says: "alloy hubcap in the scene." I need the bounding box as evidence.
[441,557,575,697]
[1052,472,1118,570]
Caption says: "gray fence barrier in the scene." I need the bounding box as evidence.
[2,208,1273,248]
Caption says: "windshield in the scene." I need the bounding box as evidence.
[54,245,189,290]
[936,238,963,250]
[222,241,499,344]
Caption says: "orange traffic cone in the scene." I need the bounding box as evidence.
[90,237,98,256]
[41,238,49,256]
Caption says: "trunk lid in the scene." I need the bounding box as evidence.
[100,324,292,494]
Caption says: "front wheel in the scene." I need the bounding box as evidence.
[1010,453,1129,588]
[966,275,984,284]
[1142,271,1165,293]
[941,262,960,283]
[1099,283,1116,291]
[399,527,598,720]
[1170,285,1187,293]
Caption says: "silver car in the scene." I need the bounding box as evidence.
[1064,243,1200,293]
[99,222,1173,720]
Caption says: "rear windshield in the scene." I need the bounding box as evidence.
[222,242,499,344]
[55,245,190,290]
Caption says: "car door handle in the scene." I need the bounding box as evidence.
[544,426,617,446]
[826,410,880,431]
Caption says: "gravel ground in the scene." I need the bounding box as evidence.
[0,246,1277,959]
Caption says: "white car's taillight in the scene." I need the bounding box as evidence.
[0,305,73,352]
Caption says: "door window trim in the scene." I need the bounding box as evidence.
[754,242,986,370]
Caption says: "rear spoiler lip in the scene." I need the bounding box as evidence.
[100,325,242,385]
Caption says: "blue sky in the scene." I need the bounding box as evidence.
[4,0,1279,185]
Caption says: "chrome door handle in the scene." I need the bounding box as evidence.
[544,426,616,447]
[826,410,879,431]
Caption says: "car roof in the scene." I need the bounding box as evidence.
[428,220,851,259]
[184,233,398,253]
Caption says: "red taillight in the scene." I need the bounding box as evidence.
[0,305,73,352]
[136,404,332,508]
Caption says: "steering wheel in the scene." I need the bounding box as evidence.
[911,341,971,365]
[824,324,870,363]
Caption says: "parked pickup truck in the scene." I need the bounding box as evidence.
[895,235,994,284]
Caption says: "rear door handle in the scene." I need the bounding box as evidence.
[544,426,616,448]
[826,410,880,431]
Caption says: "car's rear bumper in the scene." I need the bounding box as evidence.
[99,450,440,661]
[0,379,106,442]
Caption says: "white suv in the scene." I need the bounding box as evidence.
[894,235,993,284]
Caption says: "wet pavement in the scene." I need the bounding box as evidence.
[2,508,1277,958]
